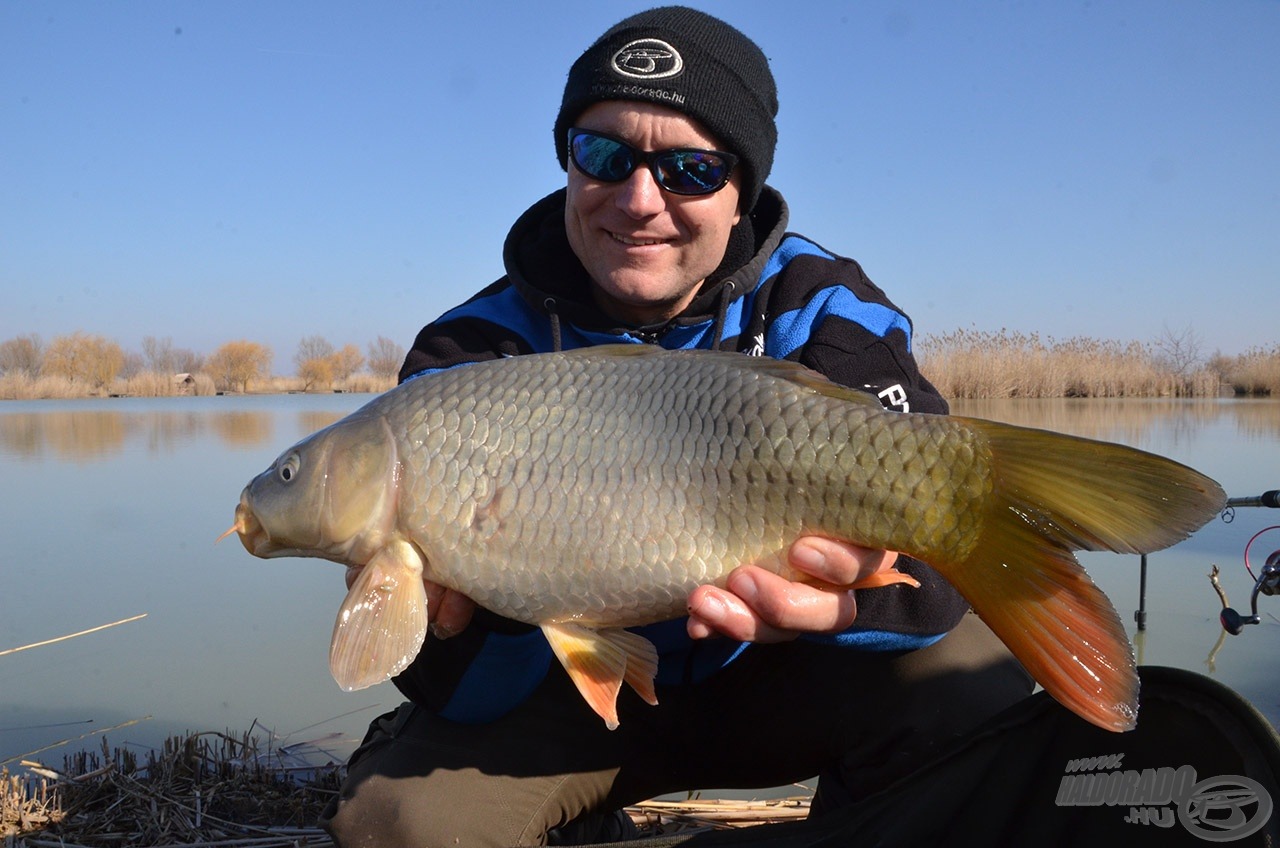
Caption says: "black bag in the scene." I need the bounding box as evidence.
[603,666,1280,847]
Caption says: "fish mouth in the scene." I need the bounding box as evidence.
[216,498,269,556]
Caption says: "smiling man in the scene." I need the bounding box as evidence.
[564,104,745,325]
[321,7,1032,847]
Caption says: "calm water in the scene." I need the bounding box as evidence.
[1,394,1278,770]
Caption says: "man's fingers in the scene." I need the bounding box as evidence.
[431,587,475,639]
[789,538,899,585]
[687,566,859,643]
[730,566,858,635]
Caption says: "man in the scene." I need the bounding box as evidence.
[322,7,1032,846]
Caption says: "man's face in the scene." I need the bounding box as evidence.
[565,101,743,327]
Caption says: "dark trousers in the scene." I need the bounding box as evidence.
[320,613,1033,847]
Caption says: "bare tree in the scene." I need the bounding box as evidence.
[1153,323,1203,379]
[174,348,205,374]
[295,335,335,368]
[142,335,178,374]
[367,335,405,380]
[120,350,145,379]
[0,334,43,377]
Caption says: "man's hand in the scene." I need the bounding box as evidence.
[686,538,900,643]
[344,567,475,639]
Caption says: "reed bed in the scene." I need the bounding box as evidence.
[4,332,1277,401]
[917,329,1224,399]
[1215,344,1280,397]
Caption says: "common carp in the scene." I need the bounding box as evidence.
[223,345,1225,732]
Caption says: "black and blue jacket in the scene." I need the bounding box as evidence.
[392,186,970,723]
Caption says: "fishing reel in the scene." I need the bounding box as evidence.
[1218,504,1280,635]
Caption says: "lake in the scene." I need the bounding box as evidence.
[2,394,1278,772]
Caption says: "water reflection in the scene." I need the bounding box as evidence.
[953,397,1217,444]
[299,410,349,435]
[0,412,130,463]
[209,411,274,448]
[1232,400,1280,440]
[2,409,292,460]
[952,397,1280,451]
[0,398,376,463]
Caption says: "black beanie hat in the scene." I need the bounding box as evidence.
[554,6,778,212]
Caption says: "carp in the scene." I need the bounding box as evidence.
[223,346,1225,732]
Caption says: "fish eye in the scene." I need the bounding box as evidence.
[277,452,301,484]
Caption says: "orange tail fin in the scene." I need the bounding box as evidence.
[934,418,1225,732]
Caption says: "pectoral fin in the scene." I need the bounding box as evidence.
[329,542,428,691]
[542,623,659,730]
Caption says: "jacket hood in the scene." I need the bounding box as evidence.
[502,186,789,341]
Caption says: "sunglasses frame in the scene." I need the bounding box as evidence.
[567,128,739,196]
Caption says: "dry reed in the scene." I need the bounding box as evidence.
[5,332,1276,401]
[917,329,1224,399]
[1217,345,1280,396]
[4,732,342,847]
[3,731,813,846]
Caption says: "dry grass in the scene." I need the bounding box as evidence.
[917,329,1224,399]
[4,732,342,847]
[249,375,394,396]
[3,732,812,846]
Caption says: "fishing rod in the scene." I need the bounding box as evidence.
[1226,490,1280,510]
[1215,490,1280,635]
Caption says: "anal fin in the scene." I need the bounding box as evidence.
[542,623,659,730]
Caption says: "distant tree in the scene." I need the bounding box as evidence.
[1153,323,1203,378]
[367,335,405,380]
[0,334,43,377]
[142,335,178,373]
[208,340,272,393]
[120,350,145,380]
[295,335,335,368]
[174,348,205,374]
[297,356,336,391]
[295,335,336,391]
[331,344,364,383]
[41,332,125,390]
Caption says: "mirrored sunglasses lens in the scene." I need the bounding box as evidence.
[654,151,730,194]
[571,133,635,182]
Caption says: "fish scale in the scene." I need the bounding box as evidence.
[229,344,1225,731]
[385,349,986,627]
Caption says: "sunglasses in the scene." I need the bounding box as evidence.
[567,128,738,196]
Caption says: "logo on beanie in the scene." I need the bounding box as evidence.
[610,38,683,80]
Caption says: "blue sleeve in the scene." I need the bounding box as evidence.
[437,630,554,724]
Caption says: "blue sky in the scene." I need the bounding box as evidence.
[3,1,1277,369]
